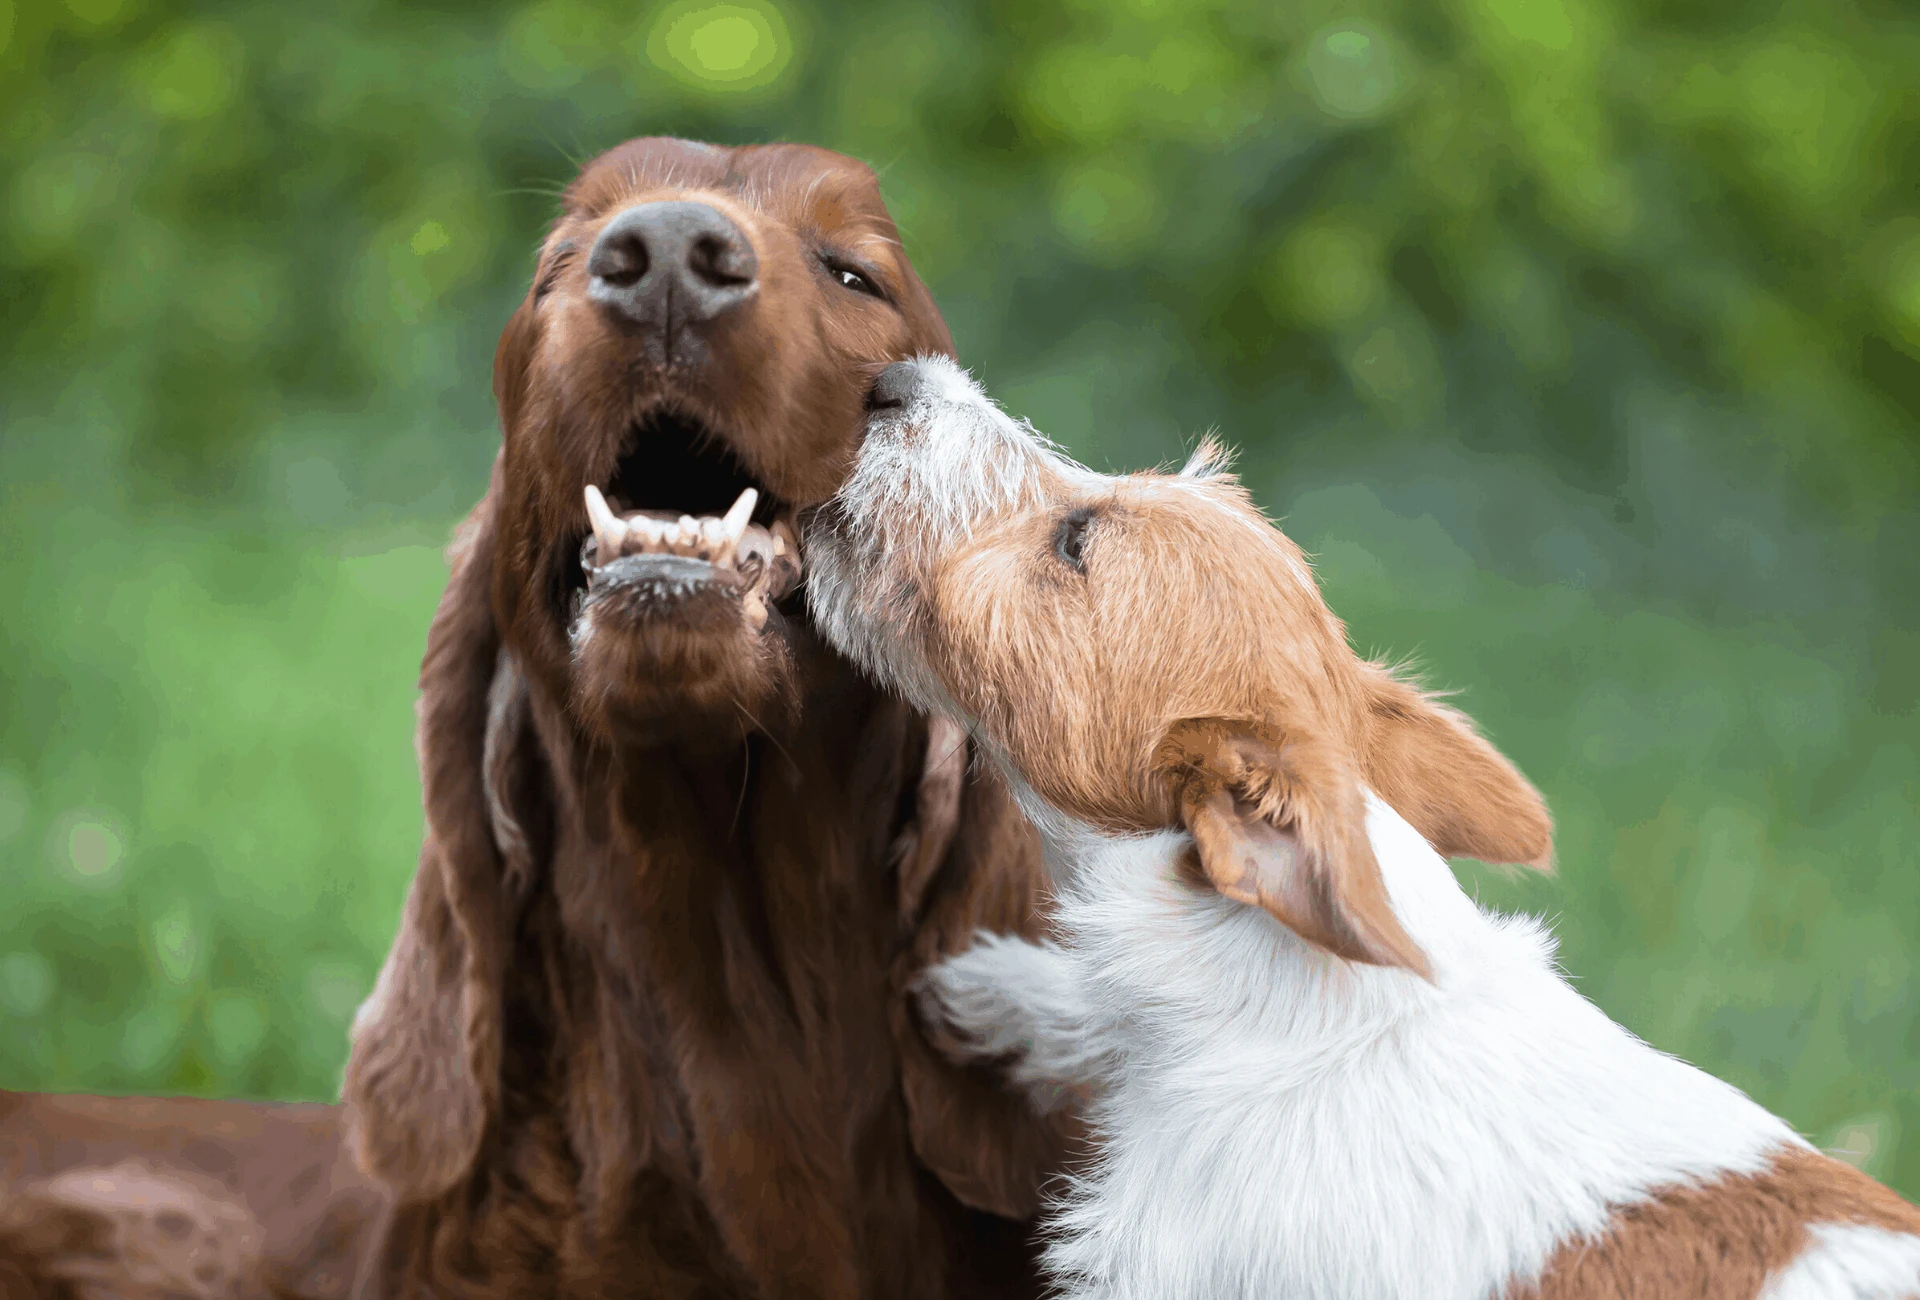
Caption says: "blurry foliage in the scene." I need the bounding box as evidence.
[1,0,1917,1194]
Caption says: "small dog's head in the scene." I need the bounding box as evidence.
[808,357,1554,976]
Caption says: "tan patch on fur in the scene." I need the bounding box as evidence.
[917,469,1552,961]
[1359,664,1554,870]
[1156,719,1429,975]
[1515,1144,1920,1299]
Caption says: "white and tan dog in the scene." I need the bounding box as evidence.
[805,357,1920,1300]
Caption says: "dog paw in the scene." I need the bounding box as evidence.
[912,932,1108,1115]
[914,954,1019,1066]
[912,932,1067,1067]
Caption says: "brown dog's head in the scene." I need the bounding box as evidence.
[809,358,1555,978]
[492,138,954,740]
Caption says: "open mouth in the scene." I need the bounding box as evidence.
[575,412,804,629]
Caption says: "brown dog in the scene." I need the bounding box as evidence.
[336,138,1066,1298]
[0,139,1063,1300]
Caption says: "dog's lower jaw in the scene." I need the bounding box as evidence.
[569,561,797,745]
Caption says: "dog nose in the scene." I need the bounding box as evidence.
[587,201,758,327]
[867,361,924,412]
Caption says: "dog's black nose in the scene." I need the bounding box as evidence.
[588,202,758,327]
[867,361,923,412]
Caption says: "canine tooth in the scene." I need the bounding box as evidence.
[767,520,803,599]
[584,485,629,559]
[713,494,753,568]
[733,530,768,580]
[721,488,757,540]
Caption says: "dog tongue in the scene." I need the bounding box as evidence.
[582,484,803,627]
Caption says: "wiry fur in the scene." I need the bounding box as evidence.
[922,807,1806,1298]
[805,357,1920,1299]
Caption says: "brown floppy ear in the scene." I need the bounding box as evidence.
[1357,664,1554,872]
[340,465,511,1201]
[1155,718,1430,978]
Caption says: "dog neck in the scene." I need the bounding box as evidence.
[1027,790,1799,1298]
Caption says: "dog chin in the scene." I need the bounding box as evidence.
[569,552,797,743]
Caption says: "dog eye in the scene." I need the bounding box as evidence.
[828,261,880,297]
[1054,508,1096,574]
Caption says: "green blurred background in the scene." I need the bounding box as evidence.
[2,0,1916,1193]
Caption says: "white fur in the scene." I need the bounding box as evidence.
[807,355,1103,724]
[921,933,1108,1115]
[1758,1223,1920,1299]
[920,796,1807,1300]
[809,356,1916,1299]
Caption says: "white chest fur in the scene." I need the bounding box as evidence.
[923,797,1797,1300]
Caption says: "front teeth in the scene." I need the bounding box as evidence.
[581,485,801,614]
[631,517,665,551]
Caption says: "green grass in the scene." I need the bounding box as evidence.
[1304,485,1920,1194]
[0,494,444,1102]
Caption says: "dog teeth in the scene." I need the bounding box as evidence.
[722,487,757,533]
[579,489,802,599]
[631,517,665,552]
[767,519,803,598]
[584,485,629,561]
[714,488,757,567]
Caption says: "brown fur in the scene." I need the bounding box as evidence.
[0,1091,385,1299]
[339,140,1067,1299]
[1516,1143,1920,1298]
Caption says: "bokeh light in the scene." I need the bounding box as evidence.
[647,0,794,92]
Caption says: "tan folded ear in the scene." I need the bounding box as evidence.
[1157,720,1430,978]
[1358,665,1554,872]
